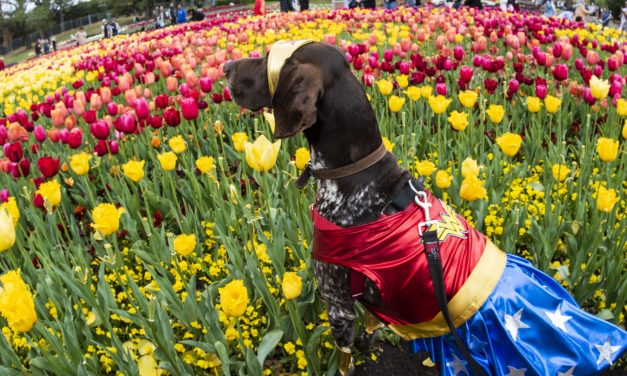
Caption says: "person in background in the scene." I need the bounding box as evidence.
[620,1,627,33]
[169,3,177,25]
[404,0,416,7]
[177,3,187,24]
[464,0,484,9]
[155,6,166,28]
[190,7,205,21]
[574,0,595,22]
[102,19,110,38]
[76,27,87,45]
[35,40,42,57]
[601,8,612,28]
[50,36,57,51]
[384,0,397,9]
[43,39,50,54]
[110,19,120,36]
[254,0,266,16]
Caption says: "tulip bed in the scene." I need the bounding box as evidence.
[0,5,626,375]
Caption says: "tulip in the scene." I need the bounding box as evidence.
[282,272,302,300]
[294,148,310,170]
[623,120,627,140]
[377,80,393,96]
[157,152,177,171]
[596,137,619,162]
[427,95,452,114]
[36,180,61,210]
[458,90,477,108]
[609,81,623,98]
[211,93,223,104]
[507,79,520,95]
[459,66,473,83]
[453,45,465,61]
[70,152,91,175]
[435,170,452,189]
[219,280,249,318]
[544,95,561,114]
[460,174,487,201]
[37,157,60,178]
[244,135,281,172]
[89,94,103,111]
[448,111,469,131]
[596,186,619,213]
[552,164,571,182]
[147,115,163,129]
[51,108,65,127]
[115,114,136,134]
[195,156,215,173]
[0,190,9,203]
[122,160,145,182]
[415,160,436,176]
[461,157,480,178]
[109,140,120,155]
[91,204,125,236]
[435,82,447,96]
[1,197,18,226]
[527,97,542,113]
[231,132,248,152]
[67,128,82,149]
[552,64,568,81]
[535,85,547,100]
[173,234,196,256]
[90,120,110,140]
[166,76,178,92]
[134,98,150,120]
[4,143,22,163]
[583,88,596,105]
[589,76,610,101]
[0,270,37,332]
[34,125,47,142]
[155,94,169,109]
[495,132,523,157]
[168,135,187,154]
[180,98,199,120]
[0,208,16,252]
[389,96,406,112]
[163,108,181,127]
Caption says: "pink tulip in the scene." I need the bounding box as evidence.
[459,66,473,83]
[593,64,603,78]
[472,55,483,67]
[574,58,584,71]
[553,64,568,81]
[436,82,447,96]
[67,128,82,149]
[383,49,394,62]
[583,88,596,104]
[100,87,112,104]
[552,43,563,58]
[535,84,547,99]
[90,120,110,140]
[180,98,199,120]
[134,98,150,120]
[34,125,47,142]
[109,140,119,155]
[610,81,623,97]
[90,94,103,111]
[115,114,136,134]
[166,77,178,92]
[107,102,118,116]
[453,45,465,61]
[608,57,618,71]
[200,77,213,93]
[399,61,410,75]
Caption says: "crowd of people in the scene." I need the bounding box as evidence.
[34,37,57,57]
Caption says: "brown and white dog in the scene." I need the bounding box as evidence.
[224,40,414,373]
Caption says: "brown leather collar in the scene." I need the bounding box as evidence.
[295,143,388,189]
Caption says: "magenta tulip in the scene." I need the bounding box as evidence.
[109,140,119,155]
[383,49,394,62]
[593,64,603,78]
[115,114,136,134]
[459,66,473,83]
[583,88,596,104]
[200,77,213,93]
[180,98,199,120]
[134,98,150,120]
[436,82,447,96]
[34,125,47,142]
[453,45,465,61]
[107,102,118,116]
[472,55,483,67]
[83,110,97,124]
[398,61,410,75]
[553,64,569,81]
[574,58,584,71]
[535,84,547,99]
[67,128,83,149]
[94,140,108,156]
[90,120,110,140]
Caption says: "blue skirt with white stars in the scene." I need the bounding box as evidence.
[410,254,627,376]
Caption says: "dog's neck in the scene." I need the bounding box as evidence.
[302,78,409,227]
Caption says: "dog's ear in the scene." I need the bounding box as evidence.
[271,62,323,139]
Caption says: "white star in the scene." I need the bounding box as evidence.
[446,354,469,375]
[557,366,576,376]
[507,366,526,376]
[595,338,621,365]
[545,303,573,332]
[504,308,530,341]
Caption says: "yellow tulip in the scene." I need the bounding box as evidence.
[0,269,37,332]
[389,95,406,112]
[486,104,505,124]
[495,132,523,157]
[282,272,303,300]
[382,137,394,152]
[551,164,571,182]
[0,208,16,252]
[395,75,408,89]
[157,152,177,171]
[91,203,125,236]
[168,135,187,154]
[231,132,248,152]
[404,86,421,101]
[458,90,478,108]
[589,76,610,100]
[596,186,619,213]
[596,137,619,162]
[616,98,627,116]
[435,170,452,189]
[419,86,433,99]
[544,95,562,114]
[527,96,542,113]
[377,79,393,96]
[448,111,469,131]
[623,120,627,140]
[244,135,281,172]
[460,174,487,201]
[138,354,159,376]
[122,160,145,182]
[461,157,480,178]
[36,180,62,210]
[219,280,249,318]
[173,234,196,256]
[428,95,452,114]
[70,152,92,175]
[294,147,310,170]
[415,160,436,176]
[263,111,276,133]
[1,197,19,226]
[196,156,215,174]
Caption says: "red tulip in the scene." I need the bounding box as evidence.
[200,77,213,93]
[4,142,22,163]
[90,120,110,140]
[211,93,223,104]
[134,98,150,120]
[223,87,232,102]
[362,73,375,87]
[347,44,360,57]
[353,56,364,71]
[148,115,163,129]
[34,125,47,142]
[12,159,30,178]
[94,140,108,156]
[0,189,9,203]
[383,49,394,62]
[552,64,568,81]
[37,156,60,178]
[459,66,473,83]
[163,108,181,127]
[67,128,82,149]
[410,71,426,85]
[484,79,498,94]
[83,110,97,124]
[180,98,199,120]
[398,61,410,75]
[610,81,623,97]
[368,55,378,69]
[155,94,169,109]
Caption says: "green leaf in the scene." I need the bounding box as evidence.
[256,329,283,366]
[215,341,231,376]
[528,181,545,192]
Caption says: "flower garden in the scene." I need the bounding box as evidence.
[0,5,626,375]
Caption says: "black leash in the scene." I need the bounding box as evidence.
[393,178,487,376]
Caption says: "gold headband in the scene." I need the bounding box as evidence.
[267,39,313,98]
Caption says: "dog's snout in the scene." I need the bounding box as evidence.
[223,61,234,77]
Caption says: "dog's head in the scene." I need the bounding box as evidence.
[224,41,360,139]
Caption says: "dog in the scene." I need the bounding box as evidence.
[224,41,627,375]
